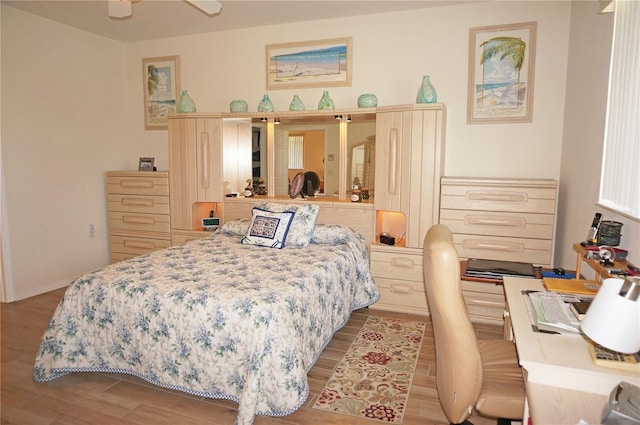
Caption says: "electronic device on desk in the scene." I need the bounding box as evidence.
[590,344,640,373]
[201,217,220,231]
[464,258,536,280]
[602,381,640,425]
[584,212,603,245]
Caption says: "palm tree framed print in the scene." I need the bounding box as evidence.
[143,56,180,130]
[467,22,537,124]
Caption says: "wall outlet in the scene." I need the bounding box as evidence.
[89,223,95,238]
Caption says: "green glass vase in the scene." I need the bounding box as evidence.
[177,90,196,113]
[416,75,437,104]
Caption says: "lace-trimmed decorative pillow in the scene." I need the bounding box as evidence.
[241,208,295,249]
[255,202,320,248]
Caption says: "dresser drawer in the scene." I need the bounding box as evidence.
[440,180,557,214]
[453,234,552,265]
[369,277,429,314]
[370,249,423,282]
[171,230,213,245]
[439,209,554,240]
[108,194,170,215]
[108,211,170,234]
[110,235,171,257]
[107,172,169,196]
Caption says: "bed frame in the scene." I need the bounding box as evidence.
[222,198,375,246]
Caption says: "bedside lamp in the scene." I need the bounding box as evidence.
[581,277,640,354]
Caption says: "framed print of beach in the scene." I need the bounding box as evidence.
[143,56,180,130]
[266,37,352,90]
[467,22,536,124]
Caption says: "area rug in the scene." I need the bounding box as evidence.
[313,316,426,423]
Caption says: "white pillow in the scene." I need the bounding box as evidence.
[255,202,320,248]
[241,208,295,249]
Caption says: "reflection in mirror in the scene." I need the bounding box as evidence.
[251,123,268,194]
[273,115,340,197]
[347,113,376,196]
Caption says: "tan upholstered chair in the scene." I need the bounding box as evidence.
[422,224,525,425]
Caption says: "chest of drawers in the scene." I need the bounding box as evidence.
[369,245,429,315]
[106,171,171,263]
[440,177,558,267]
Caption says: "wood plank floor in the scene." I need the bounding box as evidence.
[1,287,504,425]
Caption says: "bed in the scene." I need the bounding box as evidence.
[33,203,380,425]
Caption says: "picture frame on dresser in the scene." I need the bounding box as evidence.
[138,157,155,171]
[143,55,180,130]
[467,22,537,124]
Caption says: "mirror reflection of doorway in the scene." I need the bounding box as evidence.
[274,128,326,196]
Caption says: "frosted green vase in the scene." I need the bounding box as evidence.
[257,94,274,112]
[289,95,305,111]
[317,91,335,110]
[416,75,437,104]
[177,90,196,113]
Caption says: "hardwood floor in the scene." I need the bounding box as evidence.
[1,287,504,425]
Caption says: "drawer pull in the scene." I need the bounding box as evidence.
[120,179,154,189]
[121,198,154,207]
[464,215,526,228]
[122,216,155,225]
[466,191,528,203]
[466,299,504,307]
[123,240,155,250]
[391,258,415,268]
[462,239,525,253]
[390,283,413,294]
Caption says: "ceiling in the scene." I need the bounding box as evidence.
[1,0,465,43]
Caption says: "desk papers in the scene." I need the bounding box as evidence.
[523,291,584,334]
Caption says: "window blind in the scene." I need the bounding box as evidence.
[599,0,640,220]
[288,136,304,169]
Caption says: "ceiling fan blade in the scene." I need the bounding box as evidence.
[186,0,222,15]
[108,0,132,18]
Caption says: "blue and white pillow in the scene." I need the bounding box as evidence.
[255,202,320,248]
[241,208,295,249]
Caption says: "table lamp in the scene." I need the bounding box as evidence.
[581,277,640,354]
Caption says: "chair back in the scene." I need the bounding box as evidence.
[423,224,483,424]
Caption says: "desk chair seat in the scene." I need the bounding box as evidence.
[423,224,525,425]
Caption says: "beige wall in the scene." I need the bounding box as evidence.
[2,1,637,301]
[558,1,639,275]
[1,6,130,300]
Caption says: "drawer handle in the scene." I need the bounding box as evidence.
[466,191,528,203]
[390,283,413,294]
[123,240,155,250]
[120,179,154,189]
[391,258,415,268]
[122,216,155,225]
[121,198,154,207]
[462,240,525,253]
[464,215,526,228]
[466,299,504,307]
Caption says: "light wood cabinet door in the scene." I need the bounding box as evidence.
[168,114,223,230]
[374,104,446,248]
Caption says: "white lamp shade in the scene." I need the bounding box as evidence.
[581,278,640,354]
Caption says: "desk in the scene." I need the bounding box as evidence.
[503,277,640,424]
[573,242,630,280]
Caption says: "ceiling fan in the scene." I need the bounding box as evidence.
[108,0,222,19]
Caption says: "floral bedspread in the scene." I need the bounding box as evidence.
[33,223,379,425]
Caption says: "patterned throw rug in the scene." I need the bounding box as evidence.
[313,316,426,423]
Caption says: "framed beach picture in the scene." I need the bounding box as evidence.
[266,37,352,90]
[143,56,180,130]
[467,22,537,124]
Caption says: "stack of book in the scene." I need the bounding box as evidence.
[464,258,536,281]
